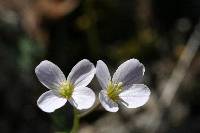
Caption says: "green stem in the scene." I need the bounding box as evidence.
[70,108,80,133]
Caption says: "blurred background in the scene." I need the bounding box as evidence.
[0,0,200,133]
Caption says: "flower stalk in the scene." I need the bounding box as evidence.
[70,108,80,133]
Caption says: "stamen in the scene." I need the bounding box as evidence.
[107,81,123,101]
[59,81,74,99]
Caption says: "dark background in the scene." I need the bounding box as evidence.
[0,0,200,133]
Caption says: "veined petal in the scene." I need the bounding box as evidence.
[37,90,67,113]
[69,87,95,110]
[96,60,111,89]
[67,59,95,88]
[35,60,66,90]
[119,84,150,108]
[99,90,119,112]
[112,59,145,88]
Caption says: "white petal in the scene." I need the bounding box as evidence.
[119,84,150,108]
[112,59,145,88]
[35,60,66,90]
[99,90,119,112]
[37,90,67,113]
[67,59,96,88]
[96,60,111,89]
[69,87,96,110]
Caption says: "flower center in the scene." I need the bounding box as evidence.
[59,81,74,99]
[107,81,123,101]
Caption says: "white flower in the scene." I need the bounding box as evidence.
[35,59,96,113]
[96,59,150,112]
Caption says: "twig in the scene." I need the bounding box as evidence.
[152,20,200,133]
